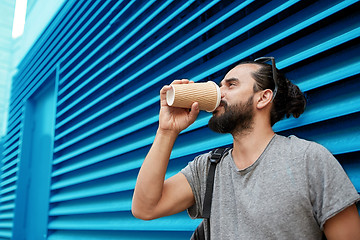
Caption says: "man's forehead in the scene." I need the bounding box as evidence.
[222,63,259,82]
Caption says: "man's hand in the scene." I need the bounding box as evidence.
[159,79,200,134]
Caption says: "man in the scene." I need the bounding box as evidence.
[132,58,360,239]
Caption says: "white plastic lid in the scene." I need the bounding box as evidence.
[166,85,175,106]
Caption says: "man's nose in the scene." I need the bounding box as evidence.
[219,86,226,98]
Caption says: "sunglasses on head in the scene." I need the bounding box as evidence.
[254,57,278,102]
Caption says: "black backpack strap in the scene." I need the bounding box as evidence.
[202,148,230,218]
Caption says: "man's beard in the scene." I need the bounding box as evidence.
[208,95,254,135]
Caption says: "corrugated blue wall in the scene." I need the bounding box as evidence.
[1,0,359,239]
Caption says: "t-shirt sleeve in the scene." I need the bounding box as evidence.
[180,153,210,219]
[306,142,360,230]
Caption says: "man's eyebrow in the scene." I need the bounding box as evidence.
[219,78,240,87]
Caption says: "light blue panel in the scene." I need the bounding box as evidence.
[1,1,359,240]
[12,78,56,239]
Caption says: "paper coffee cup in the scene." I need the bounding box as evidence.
[166,81,221,112]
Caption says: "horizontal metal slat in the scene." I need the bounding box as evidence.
[47,230,193,240]
[342,163,360,192]
[0,193,15,203]
[49,192,132,216]
[50,177,135,203]
[0,229,12,238]
[47,212,198,231]
[0,212,13,220]
[0,202,15,211]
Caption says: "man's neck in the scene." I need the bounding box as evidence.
[231,127,275,170]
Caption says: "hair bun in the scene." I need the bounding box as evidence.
[285,80,306,119]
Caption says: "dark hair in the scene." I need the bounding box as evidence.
[250,62,306,126]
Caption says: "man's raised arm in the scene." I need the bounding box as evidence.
[132,80,199,220]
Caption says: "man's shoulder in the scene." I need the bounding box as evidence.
[276,134,309,143]
[275,134,315,149]
[272,134,328,159]
[184,148,232,173]
[275,134,335,163]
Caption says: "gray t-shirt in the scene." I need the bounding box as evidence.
[181,134,359,240]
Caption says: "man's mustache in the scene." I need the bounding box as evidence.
[220,100,228,108]
[213,100,228,114]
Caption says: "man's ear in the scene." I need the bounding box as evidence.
[256,89,273,109]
